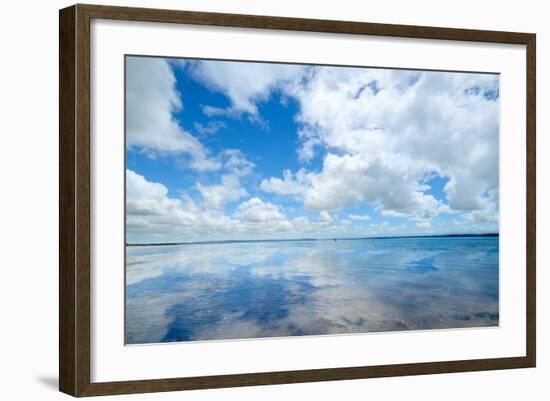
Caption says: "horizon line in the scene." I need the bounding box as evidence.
[126,232,499,247]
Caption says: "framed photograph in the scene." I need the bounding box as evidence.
[59,4,536,397]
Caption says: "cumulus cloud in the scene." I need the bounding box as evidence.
[126,170,362,242]
[458,196,499,225]
[264,154,445,228]
[221,149,255,177]
[318,211,334,223]
[261,66,499,228]
[296,135,322,162]
[127,169,243,242]
[196,175,248,209]
[186,60,307,116]
[127,169,209,237]
[260,169,311,197]
[126,57,220,171]
[233,197,286,222]
[194,149,255,209]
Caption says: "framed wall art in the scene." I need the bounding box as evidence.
[59,3,536,397]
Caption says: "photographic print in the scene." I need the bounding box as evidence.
[125,56,500,345]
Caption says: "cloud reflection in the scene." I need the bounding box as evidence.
[125,237,499,344]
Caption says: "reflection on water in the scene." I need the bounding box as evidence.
[125,237,499,344]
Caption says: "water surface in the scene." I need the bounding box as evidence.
[125,237,499,344]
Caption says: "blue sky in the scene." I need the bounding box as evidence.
[125,56,500,243]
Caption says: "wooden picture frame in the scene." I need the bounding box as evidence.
[59,3,536,397]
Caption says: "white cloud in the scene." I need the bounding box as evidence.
[201,105,232,117]
[126,169,210,237]
[415,221,432,229]
[260,169,311,197]
[348,214,370,221]
[318,211,333,223]
[459,196,499,225]
[194,149,255,209]
[233,197,286,223]
[126,168,235,241]
[126,57,220,171]
[187,60,307,116]
[261,66,499,228]
[221,149,255,177]
[296,135,322,162]
[196,175,248,209]
[194,121,226,135]
[368,221,396,233]
[126,169,175,216]
[126,170,366,242]
[274,153,445,228]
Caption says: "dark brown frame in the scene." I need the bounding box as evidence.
[59,3,536,397]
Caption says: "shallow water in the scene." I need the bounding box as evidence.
[125,237,499,344]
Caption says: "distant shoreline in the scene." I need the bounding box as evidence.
[126,233,499,247]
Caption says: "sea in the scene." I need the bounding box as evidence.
[125,236,499,344]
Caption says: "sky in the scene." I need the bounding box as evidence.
[125,56,500,243]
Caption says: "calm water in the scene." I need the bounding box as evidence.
[125,237,499,344]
